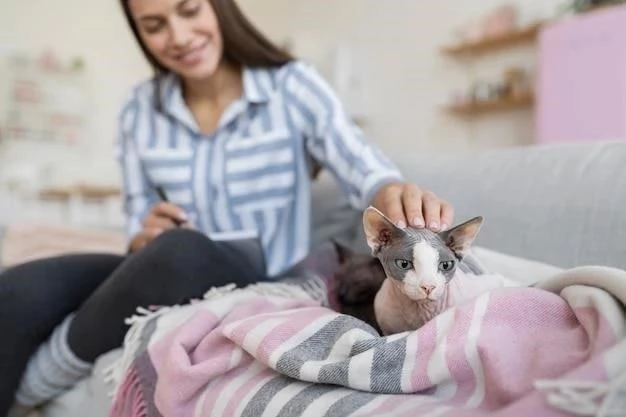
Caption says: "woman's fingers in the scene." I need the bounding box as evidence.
[371,182,455,232]
[422,191,443,231]
[378,183,407,228]
[152,202,188,224]
[440,200,455,231]
[401,184,425,228]
[143,214,176,230]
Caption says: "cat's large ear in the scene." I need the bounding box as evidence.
[362,206,405,254]
[439,216,483,258]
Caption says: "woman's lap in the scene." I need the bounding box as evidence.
[68,228,266,361]
[0,228,266,413]
[0,253,123,415]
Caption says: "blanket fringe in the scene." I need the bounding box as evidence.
[103,279,320,397]
[108,365,149,417]
[103,302,189,397]
[535,369,626,417]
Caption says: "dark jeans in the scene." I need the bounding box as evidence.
[0,229,265,415]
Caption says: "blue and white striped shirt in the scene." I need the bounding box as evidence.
[117,60,403,276]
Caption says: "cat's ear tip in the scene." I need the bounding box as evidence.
[463,216,484,227]
[364,205,382,215]
[363,206,386,222]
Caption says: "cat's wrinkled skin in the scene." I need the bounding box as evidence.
[363,206,484,335]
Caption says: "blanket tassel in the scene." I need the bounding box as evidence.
[103,303,181,396]
[535,370,626,417]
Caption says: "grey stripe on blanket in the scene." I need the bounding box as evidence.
[240,378,377,417]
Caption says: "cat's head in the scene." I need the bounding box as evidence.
[362,206,483,302]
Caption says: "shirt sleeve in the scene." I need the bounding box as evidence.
[283,61,404,210]
[115,94,157,239]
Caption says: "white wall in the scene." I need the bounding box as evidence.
[236,0,292,44]
[0,0,564,189]
[0,0,151,187]
[0,0,290,189]
[282,0,564,163]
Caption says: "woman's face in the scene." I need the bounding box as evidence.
[128,0,223,81]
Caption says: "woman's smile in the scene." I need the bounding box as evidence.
[174,41,209,67]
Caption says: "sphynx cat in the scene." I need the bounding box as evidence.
[362,206,518,335]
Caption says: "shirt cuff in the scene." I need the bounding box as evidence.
[361,170,405,209]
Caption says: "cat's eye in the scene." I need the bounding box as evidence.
[439,260,455,272]
[394,259,413,270]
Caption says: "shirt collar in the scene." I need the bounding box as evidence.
[242,66,273,104]
[160,66,272,108]
[158,67,273,131]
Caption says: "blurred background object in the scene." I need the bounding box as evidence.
[0,0,625,231]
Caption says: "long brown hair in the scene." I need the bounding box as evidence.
[119,0,294,108]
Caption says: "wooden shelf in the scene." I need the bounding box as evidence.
[39,184,121,201]
[441,22,544,56]
[444,91,534,116]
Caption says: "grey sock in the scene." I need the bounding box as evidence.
[15,314,93,407]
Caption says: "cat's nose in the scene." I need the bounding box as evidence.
[421,285,435,295]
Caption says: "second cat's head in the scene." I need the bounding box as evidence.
[362,206,483,302]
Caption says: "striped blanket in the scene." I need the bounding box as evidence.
[107,267,626,417]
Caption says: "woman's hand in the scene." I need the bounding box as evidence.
[129,202,190,252]
[370,182,454,232]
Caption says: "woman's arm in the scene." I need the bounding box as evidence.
[116,98,157,241]
[116,95,193,252]
[283,62,453,231]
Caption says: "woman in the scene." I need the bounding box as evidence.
[1,0,454,414]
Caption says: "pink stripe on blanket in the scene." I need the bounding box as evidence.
[349,395,416,416]
[192,354,255,415]
[224,304,322,354]
[220,298,307,344]
[444,305,478,405]
[500,354,608,417]
[219,367,278,416]
[108,365,148,417]
[435,349,610,417]
[476,288,605,410]
[382,395,442,416]
[407,320,437,390]
[150,298,318,417]
[150,309,231,417]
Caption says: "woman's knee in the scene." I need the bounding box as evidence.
[76,230,218,315]
[146,228,214,259]
[127,228,221,282]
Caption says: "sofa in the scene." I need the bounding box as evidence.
[17,139,625,416]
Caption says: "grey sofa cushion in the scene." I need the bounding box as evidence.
[0,226,5,272]
[392,141,626,270]
[310,170,360,248]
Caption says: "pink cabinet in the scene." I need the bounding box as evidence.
[536,6,626,144]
